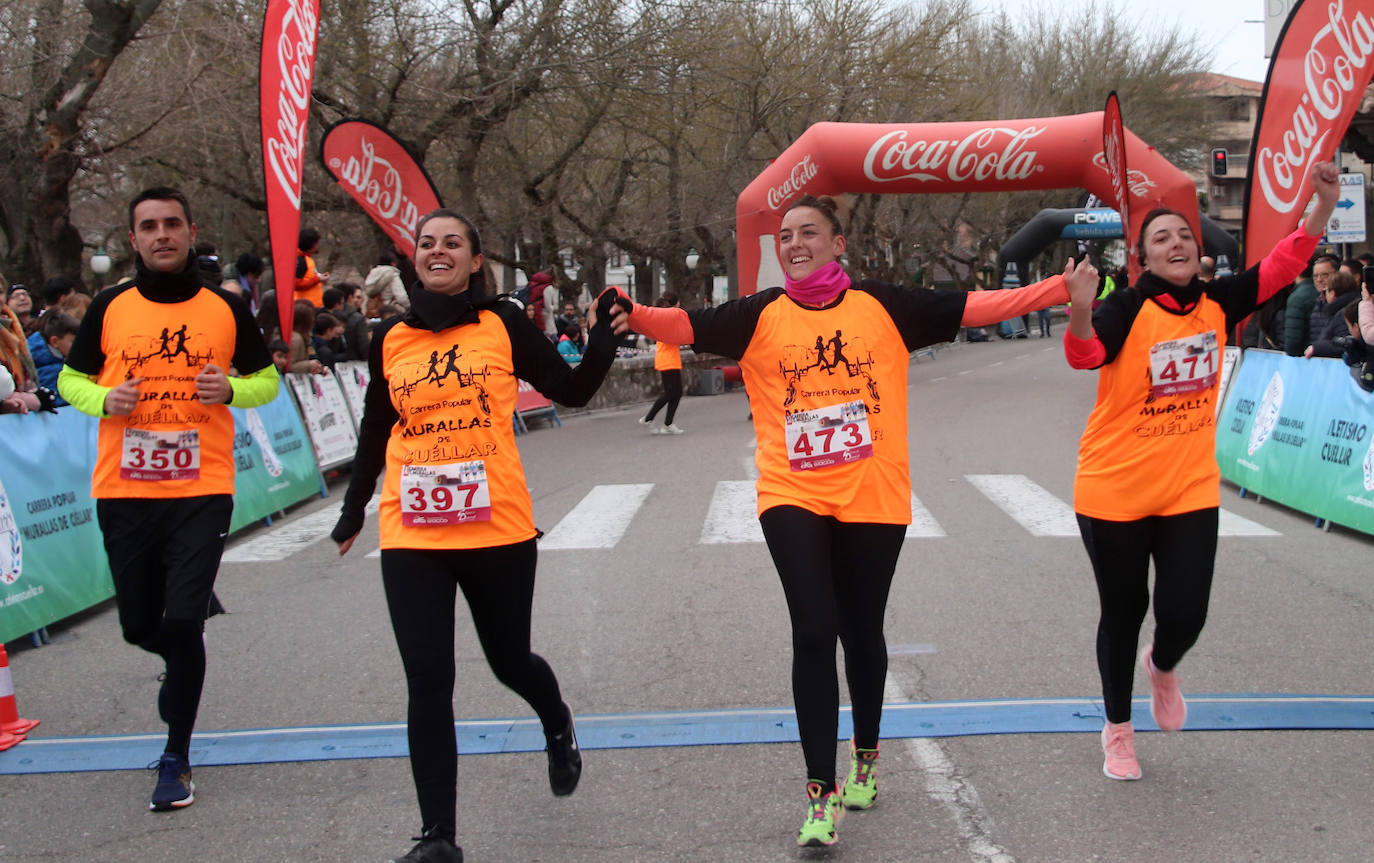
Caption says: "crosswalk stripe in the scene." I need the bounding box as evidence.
[906,492,946,537]
[538,483,654,549]
[222,494,379,561]
[1218,508,1281,536]
[701,481,764,544]
[966,474,1078,536]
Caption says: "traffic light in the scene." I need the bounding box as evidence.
[1211,148,1228,176]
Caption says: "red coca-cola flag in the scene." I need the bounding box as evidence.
[1101,92,1137,278]
[319,120,444,258]
[260,0,321,342]
[1244,0,1374,265]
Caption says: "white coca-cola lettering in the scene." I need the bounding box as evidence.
[1256,0,1373,213]
[862,126,1045,184]
[766,155,819,210]
[264,0,319,210]
[335,136,422,245]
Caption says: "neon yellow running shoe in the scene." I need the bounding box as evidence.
[840,740,879,810]
[796,780,842,847]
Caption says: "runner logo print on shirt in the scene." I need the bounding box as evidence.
[778,328,880,471]
[777,328,880,408]
[1149,331,1218,398]
[119,325,214,375]
[391,342,493,430]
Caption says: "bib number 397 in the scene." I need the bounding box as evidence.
[120,429,200,480]
[400,461,491,526]
[1149,330,1218,398]
[785,400,873,471]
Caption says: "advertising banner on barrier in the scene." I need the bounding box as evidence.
[333,360,371,432]
[0,411,113,644]
[287,371,358,469]
[229,380,322,533]
[1216,350,1374,533]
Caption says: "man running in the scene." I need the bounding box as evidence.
[58,186,280,811]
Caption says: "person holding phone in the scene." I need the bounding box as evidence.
[1063,162,1340,781]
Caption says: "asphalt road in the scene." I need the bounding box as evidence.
[2,334,1370,862]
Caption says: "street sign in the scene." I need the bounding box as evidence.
[1325,173,1366,244]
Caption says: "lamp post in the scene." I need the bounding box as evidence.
[89,246,111,293]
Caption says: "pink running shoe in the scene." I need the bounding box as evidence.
[1101,721,1142,780]
[1141,645,1187,732]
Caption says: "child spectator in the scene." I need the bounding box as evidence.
[269,339,291,376]
[287,299,324,375]
[313,311,345,369]
[27,312,80,405]
[557,323,582,363]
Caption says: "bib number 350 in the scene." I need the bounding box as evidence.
[400,461,492,526]
[120,429,200,481]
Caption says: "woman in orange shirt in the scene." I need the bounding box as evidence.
[331,209,618,863]
[638,292,686,434]
[612,195,1097,847]
[1064,162,1339,782]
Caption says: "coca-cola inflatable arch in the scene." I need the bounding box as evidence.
[736,112,1198,295]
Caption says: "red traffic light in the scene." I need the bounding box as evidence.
[1211,148,1229,176]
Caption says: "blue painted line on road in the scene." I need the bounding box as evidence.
[2,694,1370,776]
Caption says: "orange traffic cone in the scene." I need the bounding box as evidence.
[0,644,39,736]
[0,728,22,752]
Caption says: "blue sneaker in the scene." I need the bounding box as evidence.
[148,752,194,811]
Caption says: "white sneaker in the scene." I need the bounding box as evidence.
[638,416,653,427]
[662,424,685,434]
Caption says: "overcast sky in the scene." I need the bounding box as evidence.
[976,0,1278,84]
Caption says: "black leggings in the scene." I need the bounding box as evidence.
[1076,509,1218,724]
[644,369,682,425]
[759,506,905,788]
[381,541,567,841]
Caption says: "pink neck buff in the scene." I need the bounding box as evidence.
[784,260,851,306]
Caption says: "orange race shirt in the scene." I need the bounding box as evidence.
[653,339,682,371]
[689,284,965,523]
[376,310,533,550]
[295,252,324,307]
[69,283,271,499]
[1074,294,1229,519]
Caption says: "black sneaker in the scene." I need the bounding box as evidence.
[392,831,463,863]
[148,752,194,811]
[545,706,582,796]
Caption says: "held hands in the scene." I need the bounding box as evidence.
[195,364,233,404]
[604,287,635,335]
[104,377,144,415]
[1063,257,1099,308]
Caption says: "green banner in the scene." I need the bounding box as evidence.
[1217,350,1374,534]
[0,410,112,644]
[228,380,323,533]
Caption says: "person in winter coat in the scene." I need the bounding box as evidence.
[364,249,410,314]
[1305,268,1360,357]
[27,312,80,405]
[525,271,556,338]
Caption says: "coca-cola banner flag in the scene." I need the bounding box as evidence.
[259,0,320,341]
[736,115,1197,296]
[1101,92,1136,277]
[1245,0,1374,265]
[319,120,444,258]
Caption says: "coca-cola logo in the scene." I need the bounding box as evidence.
[862,126,1046,184]
[1102,117,1128,218]
[264,0,319,210]
[1091,153,1157,198]
[1255,0,1370,214]
[766,155,820,210]
[328,137,422,246]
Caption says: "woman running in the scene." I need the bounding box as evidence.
[637,292,686,434]
[330,209,618,863]
[1064,162,1339,781]
[610,194,1096,847]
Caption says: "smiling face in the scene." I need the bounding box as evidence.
[415,217,482,296]
[778,206,845,281]
[129,198,196,273]
[1140,213,1200,286]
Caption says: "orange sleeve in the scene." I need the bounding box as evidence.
[627,304,695,345]
[961,275,1068,327]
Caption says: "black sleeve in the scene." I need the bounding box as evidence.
[505,292,617,407]
[63,283,133,375]
[330,317,401,542]
[347,314,370,361]
[1090,288,1147,366]
[214,286,274,375]
[685,289,784,360]
[1206,264,1262,333]
[853,280,967,351]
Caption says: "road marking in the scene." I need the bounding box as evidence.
[701,481,764,544]
[966,474,1077,536]
[221,495,379,562]
[538,483,654,549]
[6,694,1368,775]
[907,492,946,537]
[1218,508,1280,536]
